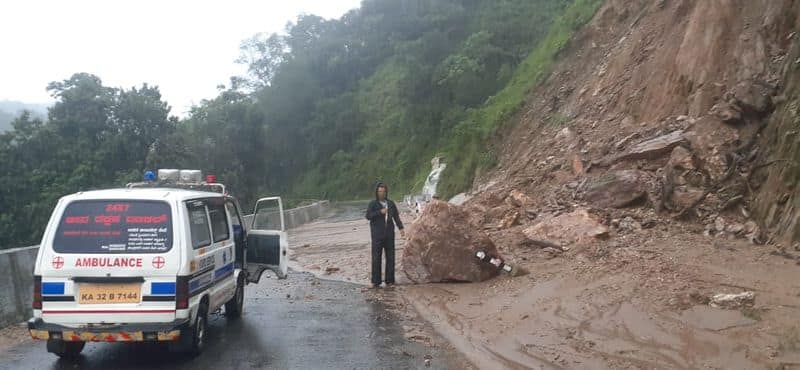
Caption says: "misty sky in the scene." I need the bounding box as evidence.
[0,0,362,116]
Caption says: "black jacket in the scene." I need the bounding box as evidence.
[365,184,404,240]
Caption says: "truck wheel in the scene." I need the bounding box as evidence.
[190,304,208,356]
[225,278,244,318]
[46,339,85,358]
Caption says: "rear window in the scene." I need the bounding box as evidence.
[53,200,173,254]
[208,204,229,243]
[187,202,211,249]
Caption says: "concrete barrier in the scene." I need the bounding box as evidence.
[0,245,38,329]
[0,200,329,330]
[243,200,329,231]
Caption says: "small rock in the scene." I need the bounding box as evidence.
[709,291,755,309]
[676,115,689,122]
[571,154,585,175]
[619,216,642,233]
[710,101,743,125]
[615,132,641,150]
[324,266,340,274]
[505,190,535,208]
[449,192,472,206]
[714,216,726,233]
[424,359,431,367]
[725,222,745,235]
[744,220,758,234]
[555,127,574,141]
[500,210,521,229]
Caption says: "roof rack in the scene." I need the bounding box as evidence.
[126,181,226,195]
[126,169,227,195]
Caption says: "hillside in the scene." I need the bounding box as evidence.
[0,0,588,248]
[0,100,48,132]
[420,0,800,367]
[465,0,800,249]
[147,0,586,204]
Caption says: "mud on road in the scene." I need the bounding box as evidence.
[290,202,800,369]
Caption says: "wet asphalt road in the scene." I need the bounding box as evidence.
[0,272,464,370]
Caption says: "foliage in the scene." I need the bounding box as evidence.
[0,0,602,248]
[0,74,173,247]
[437,0,603,197]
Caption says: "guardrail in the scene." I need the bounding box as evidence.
[0,245,38,328]
[0,200,330,329]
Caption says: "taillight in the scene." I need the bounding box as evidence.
[33,275,42,309]
[176,276,189,310]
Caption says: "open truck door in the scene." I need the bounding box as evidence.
[245,197,288,283]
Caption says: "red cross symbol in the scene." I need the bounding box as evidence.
[152,256,165,269]
[52,256,64,269]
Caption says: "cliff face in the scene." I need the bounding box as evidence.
[753,38,800,247]
[474,0,800,247]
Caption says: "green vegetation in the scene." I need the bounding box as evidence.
[437,0,603,197]
[0,100,48,132]
[0,74,173,247]
[0,0,603,248]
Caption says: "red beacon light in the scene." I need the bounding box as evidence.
[205,174,217,183]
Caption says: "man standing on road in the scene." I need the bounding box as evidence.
[365,182,405,288]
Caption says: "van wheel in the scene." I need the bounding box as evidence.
[190,304,208,356]
[47,340,85,358]
[225,279,244,318]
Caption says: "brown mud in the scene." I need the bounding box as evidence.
[289,203,800,369]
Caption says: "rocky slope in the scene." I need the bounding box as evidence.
[467,0,800,254]
[286,2,800,368]
[418,0,800,368]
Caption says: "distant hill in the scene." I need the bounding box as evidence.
[0,100,49,132]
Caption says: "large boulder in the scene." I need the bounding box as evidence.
[618,130,687,162]
[729,80,774,116]
[402,200,501,283]
[583,170,652,208]
[662,146,708,211]
[523,209,609,246]
[683,116,740,181]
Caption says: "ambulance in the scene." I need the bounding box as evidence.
[27,169,289,357]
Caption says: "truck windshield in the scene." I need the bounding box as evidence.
[53,200,173,254]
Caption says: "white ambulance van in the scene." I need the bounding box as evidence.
[28,170,288,358]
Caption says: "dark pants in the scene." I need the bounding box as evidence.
[371,236,395,285]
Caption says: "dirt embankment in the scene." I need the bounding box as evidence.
[436,0,800,368]
[484,0,800,248]
[292,2,800,368]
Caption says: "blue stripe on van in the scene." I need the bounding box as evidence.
[214,263,234,281]
[151,282,176,295]
[42,282,65,295]
[189,271,214,295]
